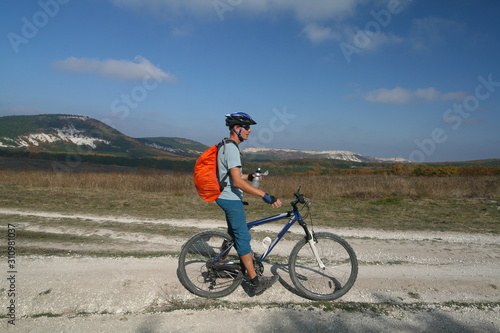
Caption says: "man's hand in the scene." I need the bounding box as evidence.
[271,198,282,208]
[263,193,282,208]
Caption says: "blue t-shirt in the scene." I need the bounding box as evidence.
[217,140,243,201]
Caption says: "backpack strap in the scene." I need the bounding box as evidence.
[217,138,240,190]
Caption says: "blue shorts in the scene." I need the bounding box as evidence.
[216,198,252,256]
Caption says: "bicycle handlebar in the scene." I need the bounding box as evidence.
[294,192,306,204]
[292,186,310,208]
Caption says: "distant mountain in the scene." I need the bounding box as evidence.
[136,137,207,157]
[243,147,410,163]
[0,114,204,158]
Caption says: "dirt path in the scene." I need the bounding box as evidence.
[1,209,499,332]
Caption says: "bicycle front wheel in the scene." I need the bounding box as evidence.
[177,230,243,298]
[289,232,358,301]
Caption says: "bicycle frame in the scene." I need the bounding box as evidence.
[216,193,322,267]
[247,210,300,262]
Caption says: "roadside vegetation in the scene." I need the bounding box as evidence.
[1,170,498,234]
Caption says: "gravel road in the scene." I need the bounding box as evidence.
[1,209,499,332]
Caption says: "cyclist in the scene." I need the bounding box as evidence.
[216,112,282,295]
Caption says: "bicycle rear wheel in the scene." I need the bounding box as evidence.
[289,232,358,301]
[177,230,243,298]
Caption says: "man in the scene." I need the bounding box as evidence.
[216,112,282,295]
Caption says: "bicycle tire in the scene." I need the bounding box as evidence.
[177,230,243,298]
[289,232,358,301]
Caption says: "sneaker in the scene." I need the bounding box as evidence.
[251,275,279,295]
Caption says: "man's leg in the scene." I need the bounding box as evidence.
[216,199,278,292]
[240,252,257,279]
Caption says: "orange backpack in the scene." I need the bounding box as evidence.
[193,139,237,202]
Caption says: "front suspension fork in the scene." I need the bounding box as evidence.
[298,219,326,270]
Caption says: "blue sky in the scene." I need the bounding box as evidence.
[1,0,499,162]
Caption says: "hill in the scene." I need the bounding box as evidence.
[136,137,207,157]
[0,114,204,158]
[242,147,409,163]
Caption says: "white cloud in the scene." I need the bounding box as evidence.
[110,0,214,20]
[301,23,341,44]
[268,0,360,22]
[110,0,407,54]
[364,87,413,104]
[110,0,405,52]
[364,86,469,104]
[414,87,441,101]
[342,27,404,51]
[52,56,177,82]
[171,25,193,37]
[368,32,404,50]
[111,0,361,22]
[441,91,469,101]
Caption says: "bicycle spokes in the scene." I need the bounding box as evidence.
[178,231,244,298]
[289,232,358,301]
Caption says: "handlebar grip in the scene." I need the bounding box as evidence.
[294,193,306,204]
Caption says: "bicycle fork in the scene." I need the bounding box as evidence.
[298,219,326,270]
[307,238,326,270]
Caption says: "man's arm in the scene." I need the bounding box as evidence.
[230,167,282,208]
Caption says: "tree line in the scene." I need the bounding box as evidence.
[1,150,499,176]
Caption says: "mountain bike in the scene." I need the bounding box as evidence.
[177,187,358,301]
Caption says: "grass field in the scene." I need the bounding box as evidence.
[1,170,499,234]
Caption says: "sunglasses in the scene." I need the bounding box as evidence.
[241,125,251,130]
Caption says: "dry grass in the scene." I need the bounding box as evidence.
[0,170,192,194]
[266,174,500,199]
[1,170,499,234]
[1,170,498,199]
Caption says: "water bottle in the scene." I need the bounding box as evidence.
[251,168,262,188]
[262,236,272,251]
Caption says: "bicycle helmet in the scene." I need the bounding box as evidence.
[225,112,257,128]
